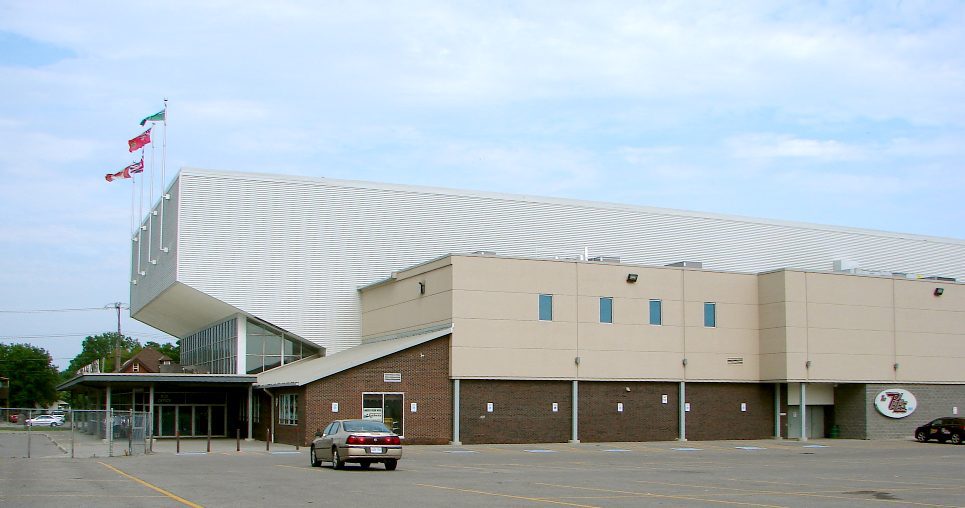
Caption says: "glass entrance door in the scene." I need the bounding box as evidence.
[362,393,404,436]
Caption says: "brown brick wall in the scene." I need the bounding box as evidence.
[294,336,452,446]
[459,380,571,444]
[685,383,774,440]
[579,382,679,442]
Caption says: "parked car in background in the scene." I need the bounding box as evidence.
[7,413,18,423]
[310,419,402,470]
[915,417,964,444]
[25,415,64,427]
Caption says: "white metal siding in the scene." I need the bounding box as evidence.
[130,175,180,312]
[137,169,965,354]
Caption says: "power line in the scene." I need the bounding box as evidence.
[0,307,126,314]
[0,332,175,341]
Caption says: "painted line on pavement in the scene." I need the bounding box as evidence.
[98,461,203,508]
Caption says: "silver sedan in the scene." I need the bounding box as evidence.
[310,419,402,470]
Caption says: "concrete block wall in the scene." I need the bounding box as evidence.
[864,384,965,439]
[459,380,572,444]
[686,383,774,440]
[579,381,678,442]
[832,384,868,439]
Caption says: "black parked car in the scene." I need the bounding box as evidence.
[915,417,964,444]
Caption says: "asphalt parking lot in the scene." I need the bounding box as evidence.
[1,435,963,507]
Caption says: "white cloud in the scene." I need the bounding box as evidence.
[727,134,867,161]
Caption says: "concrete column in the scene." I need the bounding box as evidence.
[799,382,807,442]
[236,315,247,374]
[451,379,461,445]
[773,383,781,439]
[149,383,155,443]
[246,384,254,441]
[678,381,687,441]
[569,380,580,443]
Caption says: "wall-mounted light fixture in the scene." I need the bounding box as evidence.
[893,362,900,370]
[682,358,688,367]
[934,287,944,296]
[574,356,581,365]
[805,360,812,369]
[626,273,639,283]
[418,282,425,295]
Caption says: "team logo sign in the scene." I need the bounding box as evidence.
[874,388,917,418]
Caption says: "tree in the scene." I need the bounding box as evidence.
[145,340,180,363]
[0,343,60,407]
[64,332,141,376]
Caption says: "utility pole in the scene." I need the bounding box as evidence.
[107,302,124,372]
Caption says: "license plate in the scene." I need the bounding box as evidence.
[370,446,384,454]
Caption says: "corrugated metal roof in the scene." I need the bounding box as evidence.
[255,327,452,388]
[58,373,256,390]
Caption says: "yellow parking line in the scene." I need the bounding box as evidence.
[417,483,601,508]
[98,462,203,508]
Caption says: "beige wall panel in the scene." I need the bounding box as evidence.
[783,271,808,302]
[578,264,684,300]
[784,301,808,328]
[896,332,965,357]
[361,291,453,339]
[684,270,758,304]
[452,289,577,322]
[361,265,453,313]
[685,327,759,355]
[681,352,759,381]
[578,350,684,380]
[760,352,788,380]
[806,353,895,381]
[894,279,963,311]
[895,356,965,383]
[784,352,808,380]
[784,327,808,353]
[895,308,965,335]
[451,318,577,350]
[787,383,834,405]
[807,303,894,331]
[451,346,577,379]
[578,323,683,353]
[758,271,787,305]
[807,328,894,356]
[453,256,577,295]
[759,302,787,330]
[759,327,787,355]
[681,301,758,329]
[805,272,894,306]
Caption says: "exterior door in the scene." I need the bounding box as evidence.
[362,393,404,436]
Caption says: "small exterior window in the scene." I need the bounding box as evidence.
[539,294,553,321]
[649,300,662,325]
[132,363,139,372]
[600,297,613,323]
[279,393,298,426]
[704,302,717,328]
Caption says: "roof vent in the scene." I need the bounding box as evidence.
[587,255,621,263]
[666,261,702,269]
[472,250,497,256]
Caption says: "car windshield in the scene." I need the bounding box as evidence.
[342,420,391,433]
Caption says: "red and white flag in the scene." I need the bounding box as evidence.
[105,167,132,182]
[128,128,152,152]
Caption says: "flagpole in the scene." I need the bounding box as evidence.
[158,98,168,253]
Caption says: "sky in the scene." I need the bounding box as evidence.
[1,1,964,371]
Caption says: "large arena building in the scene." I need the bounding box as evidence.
[64,168,965,445]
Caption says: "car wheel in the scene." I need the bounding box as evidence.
[332,447,344,469]
[310,446,321,467]
[951,433,962,445]
[915,430,928,443]
[385,459,398,471]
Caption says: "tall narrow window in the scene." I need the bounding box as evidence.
[279,394,298,425]
[600,297,613,323]
[649,299,662,325]
[704,302,717,328]
[539,294,553,321]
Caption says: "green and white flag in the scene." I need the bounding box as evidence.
[139,110,165,126]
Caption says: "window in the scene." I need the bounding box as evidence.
[538,294,553,321]
[600,297,613,323]
[132,363,140,372]
[704,302,716,328]
[279,394,298,425]
[649,299,662,325]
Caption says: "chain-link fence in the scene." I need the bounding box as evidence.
[1,407,151,458]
